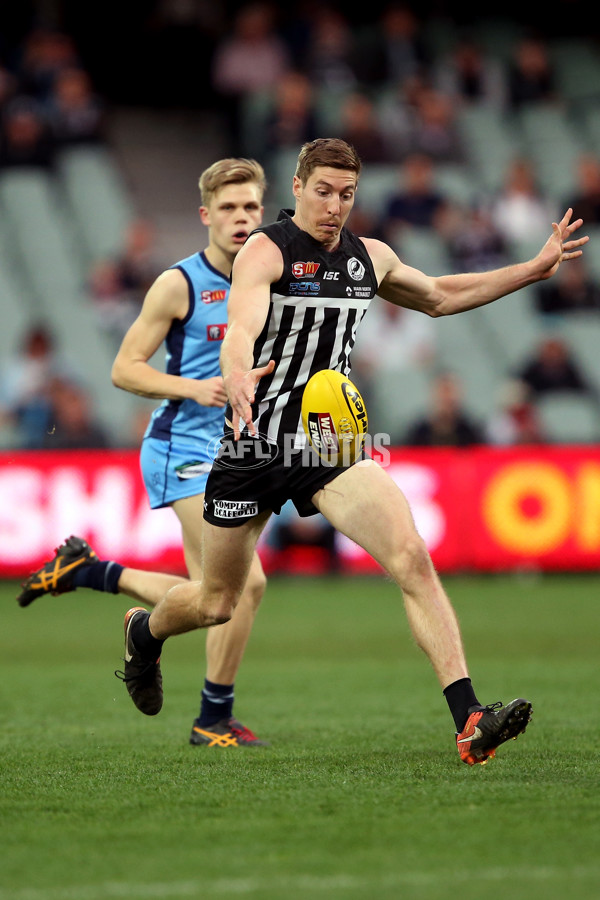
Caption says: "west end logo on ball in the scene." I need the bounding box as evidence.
[308,413,338,451]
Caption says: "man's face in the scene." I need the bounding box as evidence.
[293,166,357,248]
[201,183,263,258]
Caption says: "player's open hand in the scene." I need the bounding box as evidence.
[536,208,589,280]
[227,359,275,438]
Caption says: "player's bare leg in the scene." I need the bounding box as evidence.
[313,459,532,764]
[312,459,469,689]
[117,568,187,605]
[148,510,271,639]
[172,495,266,681]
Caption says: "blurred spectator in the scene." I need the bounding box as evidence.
[43,377,110,449]
[404,371,484,446]
[491,157,557,246]
[303,7,358,91]
[338,91,390,164]
[563,153,600,225]
[89,218,159,343]
[408,86,465,163]
[516,334,595,396]
[351,300,437,418]
[379,152,450,238]
[0,323,79,448]
[263,70,318,159]
[352,301,436,379]
[443,203,510,273]
[47,66,106,148]
[16,27,80,101]
[0,61,17,113]
[486,377,546,445]
[534,256,600,316]
[0,95,55,169]
[211,2,291,149]
[434,33,507,110]
[356,3,429,86]
[507,35,557,109]
[377,72,432,161]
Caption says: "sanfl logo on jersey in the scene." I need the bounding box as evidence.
[347,258,365,281]
[292,261,320,277]
[201,289,227,304]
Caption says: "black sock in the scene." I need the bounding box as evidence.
[443,678,481,732]
[71,560,124,594]
[130,612,164,661]
[198,679,234,727]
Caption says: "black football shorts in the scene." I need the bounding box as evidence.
[203,437,348,527]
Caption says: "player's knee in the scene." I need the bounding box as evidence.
[193,586,238,627]
[199,597,236,627]
[244,566,267,611]
[388,535,433,586]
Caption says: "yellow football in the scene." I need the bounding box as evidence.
[301,369,368,466]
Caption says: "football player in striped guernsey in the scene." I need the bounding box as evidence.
[118,138,588,764]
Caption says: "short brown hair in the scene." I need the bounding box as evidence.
[294,138,361,185]
[198,158,267,206]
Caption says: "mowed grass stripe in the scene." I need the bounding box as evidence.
[2,865,600,900]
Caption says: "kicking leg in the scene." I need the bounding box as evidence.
[313,460,532,765]
[313,459,468,689]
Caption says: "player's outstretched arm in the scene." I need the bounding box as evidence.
[370,209,589,317]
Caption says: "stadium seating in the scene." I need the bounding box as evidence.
[57,145,134,265]
[537,391,600,443]
[0,161,144,446]
[3,22,600,451]
[516,102,585,202]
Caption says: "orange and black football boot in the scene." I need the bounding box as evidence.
[16,535,98,607]
[190,717,269,747]
[457,698,532,765]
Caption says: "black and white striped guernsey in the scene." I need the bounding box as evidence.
[232,209,378,448]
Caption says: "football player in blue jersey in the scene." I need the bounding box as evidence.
[17,158,269,748]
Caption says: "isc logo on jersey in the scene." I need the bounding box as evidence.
[301,369,368,467]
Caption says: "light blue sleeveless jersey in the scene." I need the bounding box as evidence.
[146,251,229,447]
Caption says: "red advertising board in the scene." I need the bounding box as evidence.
[1,446,599,576]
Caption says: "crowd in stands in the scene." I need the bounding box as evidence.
[0,27,106,171]
[3,4,600,452]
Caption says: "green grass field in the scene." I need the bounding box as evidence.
[1,572,598,900]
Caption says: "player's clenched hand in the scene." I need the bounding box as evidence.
[190,376,228,407]
[226,360,275,438]
[535,208,589,280]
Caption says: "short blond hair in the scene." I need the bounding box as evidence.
[198,158,267,206]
